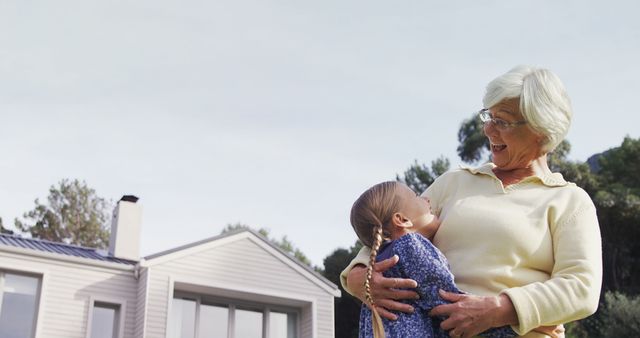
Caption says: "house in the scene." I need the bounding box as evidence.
[0,196,340,338]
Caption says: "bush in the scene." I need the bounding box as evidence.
[565,291,640,337]
[599,292,640,337]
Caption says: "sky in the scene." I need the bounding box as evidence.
[1,0,639,267]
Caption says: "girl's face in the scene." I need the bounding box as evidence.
[396,184,440,238]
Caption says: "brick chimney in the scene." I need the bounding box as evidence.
[108,195,142,261]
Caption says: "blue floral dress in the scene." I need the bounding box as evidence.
[359,233,516,338]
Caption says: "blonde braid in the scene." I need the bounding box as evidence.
[350,181,404,338]
[365,222,386,338]
[365,223,383,305]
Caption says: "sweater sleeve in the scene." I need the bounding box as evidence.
[339,245,372,297]
[502,198,603,335]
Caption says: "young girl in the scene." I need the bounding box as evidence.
[350,181,516,338]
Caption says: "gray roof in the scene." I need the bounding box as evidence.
[0,231,339,293]
[0,233,137,265]
[146,229,340,292]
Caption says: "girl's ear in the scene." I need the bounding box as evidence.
[391,212,413,228]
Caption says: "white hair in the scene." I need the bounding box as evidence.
[482,65,573,153]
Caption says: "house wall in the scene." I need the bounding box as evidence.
[0,250,137,338]
[134,267,149,338]
[144,236,335,338]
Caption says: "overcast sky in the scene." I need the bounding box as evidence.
[2,0,639,266]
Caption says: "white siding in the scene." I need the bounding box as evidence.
[0,251,137,338]
[301,305,313,338]
[146,268,170,338]
[134,267,149,338]
[145,236,335,338]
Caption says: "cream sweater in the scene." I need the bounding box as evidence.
[341,164,602,337]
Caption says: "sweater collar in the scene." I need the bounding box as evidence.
[460,162,569,187]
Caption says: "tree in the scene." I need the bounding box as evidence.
[547,138,572,172]
[322,241,364,338]
[546,140,602,197]
[598,136,640,193]
[599,291,640,337]
[14,179,111,248]
[396,156,450,193]
[591,137,640,295]
[456,112,488,163]
[222,222,269,238]
[221,223,315,268]
[0,217,13,234]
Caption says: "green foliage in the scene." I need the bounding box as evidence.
[456,112,488,163]
[590,137,640,295]
[564,320,590,338]
[321,241,364,338]
[547,140,571,170]
[14,179,111,249]
[396,157,450,193]
[221,222,270,238]
[599,292,640,337]
[554,160,600,196]
[568,292,640,337]
[548,140,601,200]
[598,136,640,192]
[221,223,315,268]
[0,217,12,234]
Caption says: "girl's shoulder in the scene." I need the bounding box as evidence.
[391,233,444,260]
[394,232,431,247]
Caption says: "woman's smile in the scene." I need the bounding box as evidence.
[491,143,507,153]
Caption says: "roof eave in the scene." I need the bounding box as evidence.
[0,244,136,272]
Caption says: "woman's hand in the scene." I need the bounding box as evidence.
[346,255,419,320]
[429,290,518,338]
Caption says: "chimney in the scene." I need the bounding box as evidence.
[109,195,142,261]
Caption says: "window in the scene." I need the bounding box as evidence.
[234,308,262,338]
[89,302,120,338]
[87,299,124,338]
[198,303,228,337]
[0,271,41,338]
[169,298,196,338]
[269,311,297,338]
[169,294,299,338]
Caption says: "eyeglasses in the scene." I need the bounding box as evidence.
[478,109,527,131]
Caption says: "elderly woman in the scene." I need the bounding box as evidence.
[341,65,602,338]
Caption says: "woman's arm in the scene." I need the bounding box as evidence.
[340,246,419,320]
[431,194,602,337]
[501,201,602,334]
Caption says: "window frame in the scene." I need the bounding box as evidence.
[85,296,127,338]
[0,270,43,338]
[171,291,301,338]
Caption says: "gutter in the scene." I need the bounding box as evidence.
[0,245,136,272]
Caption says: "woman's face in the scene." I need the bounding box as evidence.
[483,98,545,171]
